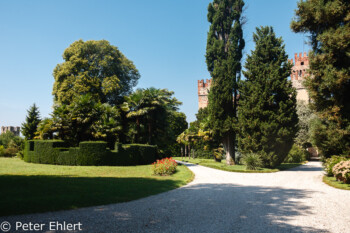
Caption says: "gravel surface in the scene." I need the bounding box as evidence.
[1,161,349,233]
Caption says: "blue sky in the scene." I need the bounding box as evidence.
[0,0,308,127]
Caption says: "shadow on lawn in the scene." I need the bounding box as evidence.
[0,175,185,217]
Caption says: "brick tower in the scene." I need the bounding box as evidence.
[197,79,211,109]
[289,52,310,103]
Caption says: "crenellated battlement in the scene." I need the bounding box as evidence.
[290,52,309,81]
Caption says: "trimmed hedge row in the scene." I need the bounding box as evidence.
[24,140,158,166]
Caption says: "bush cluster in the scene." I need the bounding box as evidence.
[0,131,24,157]
[323,156,348,176]
[241,153,263,170]
[332,160,350,184]
[284,144,309,163]
[24,140,158,166]
[152,158,177,175]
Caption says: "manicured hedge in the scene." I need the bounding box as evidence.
[112,143,158,166]
[24,140,158,166]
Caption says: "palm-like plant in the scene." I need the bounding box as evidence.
[126,87,181,144]
[35,118,54,140]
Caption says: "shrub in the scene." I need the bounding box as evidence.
[2,147,18,157]
[323,156,348,176]
[284,144,309,163]
[332,161,350,184]
[152,158,177,175]
[241,153,263,170]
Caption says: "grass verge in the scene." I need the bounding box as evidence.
[323,175,350,190]
[0,157,193,216]
[173,157,305,173]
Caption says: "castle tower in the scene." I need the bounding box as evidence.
[198,79,211,109]
[289,52,310,103]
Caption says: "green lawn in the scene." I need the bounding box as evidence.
[0,157,194,216]
[173,157,305,173]
[323,175,350,190]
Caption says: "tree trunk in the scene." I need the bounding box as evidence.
[223,132,235,165]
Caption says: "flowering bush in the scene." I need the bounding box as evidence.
[324,156,347,176]
[332,160,350,184]
[152,157,178,175]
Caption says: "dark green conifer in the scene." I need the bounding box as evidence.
[206,0,245,165]
[21,104,41,140]
[238,26,298,168]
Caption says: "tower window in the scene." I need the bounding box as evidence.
[301,62,304,65]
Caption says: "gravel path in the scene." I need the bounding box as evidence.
[1,161,349,233]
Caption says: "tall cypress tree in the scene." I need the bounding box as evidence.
[21,103,41,140]
[238,26,298,168]
[291,0,350,157]
[206,0,245,165]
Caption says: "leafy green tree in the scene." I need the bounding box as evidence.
[51,94,121,147]
[21,103,41,140]
[206,0,245,165]
[309,116,349,157]
[0,131,16,148]
[295,101,316,148]
[53,40,140,106]
[291,0,350,157]
[238,26,298,168]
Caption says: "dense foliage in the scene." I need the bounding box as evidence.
[126,88,187,156]
[323,155,348,176]
[291,0,350,157]
[35,40,186,158]
[206,0,245,165]
[21,104,41,140]
[284,144,309,163]
[238,26,298,168]
[51,94,122,148]
[0,131,24,157]
[53,40,140,106]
